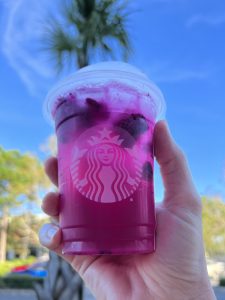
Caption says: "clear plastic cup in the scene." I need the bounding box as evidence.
[44,61,165,255]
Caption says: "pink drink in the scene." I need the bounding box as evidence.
[45,62,165,255]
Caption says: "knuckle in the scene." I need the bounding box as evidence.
[44,191,58,201]
[44,157,52,171]
[193,195,203,213]
[41,202,47,213]
[186,192,202,215]
[175,147,187,163]
[41,193,54,211]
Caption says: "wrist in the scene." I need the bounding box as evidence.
[152,275,216,300]
[189,277,216,300]
[190,286,216,300]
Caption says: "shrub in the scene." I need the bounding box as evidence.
[0,274,43,289]
[219,277,225,287]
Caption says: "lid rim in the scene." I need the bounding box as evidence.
[44,63,166,125]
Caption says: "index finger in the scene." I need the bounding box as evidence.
[44,157,58,186]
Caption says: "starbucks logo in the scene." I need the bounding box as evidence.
[70,127,142,203]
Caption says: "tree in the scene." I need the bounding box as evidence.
[7,214,48,258]
[0,147,48,261]
[43,0,132,70]
[202,196,225,257]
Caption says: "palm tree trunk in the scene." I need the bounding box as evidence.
[77,54,88,68]
[77,40,89,68]
[0,205,9,262]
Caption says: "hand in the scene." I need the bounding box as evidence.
[39,121,216,300]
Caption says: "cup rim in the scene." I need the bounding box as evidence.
[43,62,166,126]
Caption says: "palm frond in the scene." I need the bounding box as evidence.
[41,0,133,71]
[42,18,79,71]
[62,0,83,29]
[77,0,96,19]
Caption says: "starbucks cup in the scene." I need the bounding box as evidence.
[44,61,165,255]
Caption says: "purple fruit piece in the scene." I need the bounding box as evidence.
[100,250,112,255]
[86,98,102,110]
[68,92,76,101]
[85,98,109,123]
[115,113,149,147]
[116,113,149,139]
[142,162,153,181]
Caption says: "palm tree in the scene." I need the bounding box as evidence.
[43,0,132,71]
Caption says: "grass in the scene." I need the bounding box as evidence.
[0,256,36,277]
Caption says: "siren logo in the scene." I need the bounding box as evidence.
[70,127,142,203]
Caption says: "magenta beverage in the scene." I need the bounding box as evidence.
[45,62,165,255]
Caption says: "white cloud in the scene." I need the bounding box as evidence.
[1,0,57,96]
[186,14,225,28]
[142,61,211,83]
[153,69,210,83]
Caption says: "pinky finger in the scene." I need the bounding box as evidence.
[39,223,73,264]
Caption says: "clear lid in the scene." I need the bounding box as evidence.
[44,61,166,125]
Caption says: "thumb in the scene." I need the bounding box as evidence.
[154,121,201,211]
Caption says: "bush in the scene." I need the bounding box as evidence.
[219,277,225,287]
[0,274,43,289]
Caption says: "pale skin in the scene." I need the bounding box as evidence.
[39,121,216,300]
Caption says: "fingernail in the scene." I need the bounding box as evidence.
[39,223,59,245]
[47,225,58,239]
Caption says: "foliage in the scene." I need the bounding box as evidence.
[7,214,49,258]
[0,147,49,207]
[42,0,132,70]
[202,196,225,257]
[0,146,50,261]
[0,256,36,277]
[219,277,225,287]
[0,274,43,289]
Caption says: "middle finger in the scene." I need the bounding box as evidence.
[42,192,60,221]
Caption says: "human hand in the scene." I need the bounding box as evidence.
[39,121,216,300]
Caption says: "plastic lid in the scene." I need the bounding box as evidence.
[44,61,166,125]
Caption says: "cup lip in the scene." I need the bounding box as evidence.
[43,62,166,126]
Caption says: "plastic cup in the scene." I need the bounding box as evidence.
[44,61,165,255]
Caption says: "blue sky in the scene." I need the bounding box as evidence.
[0,0,225,202]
